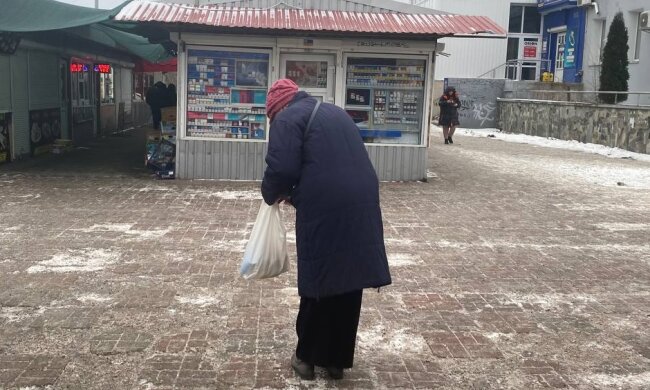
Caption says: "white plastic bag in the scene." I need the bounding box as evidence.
[240,201,290,279]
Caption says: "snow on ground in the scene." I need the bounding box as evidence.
[442,128,650,189]
[457,127,650,163]
[26,249,119,273]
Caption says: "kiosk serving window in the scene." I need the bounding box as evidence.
[186,48,270,140]
[344,56,426,145]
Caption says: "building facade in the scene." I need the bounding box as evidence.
[117,0,504,180]
[582,0,650,104]
[407,0,540,80]
[537,0,587,83]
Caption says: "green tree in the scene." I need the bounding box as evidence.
[599,12,630,104]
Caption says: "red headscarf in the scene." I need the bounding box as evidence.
[266,79,299,121]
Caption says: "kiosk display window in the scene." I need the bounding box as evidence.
[345,56,426,145]
[186,48,270,140]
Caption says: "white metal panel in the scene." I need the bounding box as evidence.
[28,50,60,110]
[120,67,133,114]
[411,0,537,80]
[0,55,11,111]
[10,50,30,158]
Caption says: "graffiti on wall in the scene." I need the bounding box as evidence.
[444,78,505,128]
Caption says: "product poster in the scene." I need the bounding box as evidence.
[0,112,11,163]
[29,108,61,156]
[285,61,328,88]
[235,60,268,87]
[563,29,576,69]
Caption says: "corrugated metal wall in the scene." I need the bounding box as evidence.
[367,145,427,181]
[11,50,30,158]
[0,55,11,112]
[177,139,268,180]
[28,51,60,110]
[177,139,427,181]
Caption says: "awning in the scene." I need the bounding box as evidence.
[0,0,129,32]
[0,0,172,63]
[134,57,177,72]
[115,0,506,38]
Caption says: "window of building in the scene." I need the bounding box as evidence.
[509,5,541,34]
[633,12,643,61]
[344,56,426,145]
[523,6,542,34]
[599,18,607,62]
[509,6,524,33]
[99,68,115,104]
[71,63,92,107]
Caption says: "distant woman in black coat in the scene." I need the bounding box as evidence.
[438,86,461,144]
[261,79,392,381]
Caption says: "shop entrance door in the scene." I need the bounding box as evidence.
[554,32,566,83]
[279,54,335,103]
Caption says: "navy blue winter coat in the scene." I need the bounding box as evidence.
[262,92,392,298]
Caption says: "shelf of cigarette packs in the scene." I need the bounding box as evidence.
[187,73,267,139]
[347,64,425,89]
[370,88,421,130]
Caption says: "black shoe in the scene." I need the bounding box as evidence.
[291,354,315,380]
[326,367,344,380]
[444,138,449,144]
[448,136,453,144]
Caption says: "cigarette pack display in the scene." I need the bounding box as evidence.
[187,48,270,140]
[344,57,426,145]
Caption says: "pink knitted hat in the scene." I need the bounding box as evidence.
[266,79,299,121]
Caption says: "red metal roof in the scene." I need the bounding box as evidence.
[115,0,506,38]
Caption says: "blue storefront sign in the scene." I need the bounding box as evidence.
[537,0,576,10]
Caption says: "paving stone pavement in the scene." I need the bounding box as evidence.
[1,129,649,389]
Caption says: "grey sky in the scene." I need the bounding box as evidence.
[53,0,128,9]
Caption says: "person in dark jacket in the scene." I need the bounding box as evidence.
[438,86,461,144]
[165,83,177,108]
[261,79,392,381]
[145,81,167,129]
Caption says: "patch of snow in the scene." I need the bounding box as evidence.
[387,253,420,267]
[458,128,650,163]
[485,332,513,342]
[26,249,119,273]
[581,372,650,389]
[176,294,220,307]
[358,325,428,354]
[500,293,597,311]
[138,186,174,193]
[431,239,650,253]
[209,239,248,252]
[212,190,262,200]
[74,224,169,240]
[77,293,113,303]
[385,238,415,247]
[594,223,650,231]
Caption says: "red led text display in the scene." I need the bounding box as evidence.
[70,63,88,72]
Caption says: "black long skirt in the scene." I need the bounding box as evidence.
[295,290,363,369]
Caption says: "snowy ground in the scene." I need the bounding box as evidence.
[432,126,650,189]
[456,127,650,163]
[1,127,649,389]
